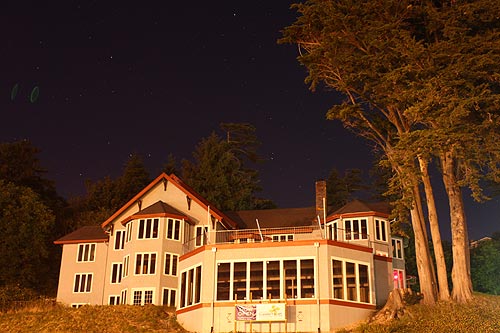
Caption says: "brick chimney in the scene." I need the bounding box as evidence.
[315,180,327,219]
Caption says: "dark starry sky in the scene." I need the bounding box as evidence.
[1,1,498,239]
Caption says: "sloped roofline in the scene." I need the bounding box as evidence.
[101,173,237,229]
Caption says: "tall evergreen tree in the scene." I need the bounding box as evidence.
[181,123,270,211]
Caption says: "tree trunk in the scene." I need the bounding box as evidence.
[440,151,473,303]
[418,156,451,301]
[409,183,438,304]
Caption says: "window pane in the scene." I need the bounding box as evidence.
[145,219,152,238]
[170,290,176,307]
[77,245,83,262]
[143,254,149,274]
[180,272,186,307]
[284,260,297,299]
[361,220,367,239]
[195,266,201,303]
[174,220,180,240]
[332,260,343,299]
[139,220,144,239]
[133,291,142,305]
[74,275,80,292]
[266,261,280,299]
[80,274,86,292]
[115,232,121,250]
[233,262,247,301]
[167,219,173,239]
[136,254,142,275]
[84,244,89,261]
[375,220,381,240]
[150,254,156,275]
[90,244,95,261]
[353,220,360,240]
[359,264,370,303]
[172,255,178,276]
[163,289,169,306]
[144,290,153,304]
[345,221,352,240]
[86,274,92,292]
[346,262,356,301]
[188,269,194,305]
[250,262,263,300]
[217,263,231,301]
[381,221,386,241]
[152,219,159,238]
[300,259,315,298]
[165,254,171,275]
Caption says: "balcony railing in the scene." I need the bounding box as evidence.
[182,225,376,254]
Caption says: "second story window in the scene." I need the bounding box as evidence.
[138,218,159,239]
[135,253,157,275]
[77,243,96,262]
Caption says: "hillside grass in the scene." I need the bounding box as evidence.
[344,293,500,333]
[0,293,498,333]
[0,303,187,333]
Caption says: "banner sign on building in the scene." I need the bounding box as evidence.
[235,303,286,322]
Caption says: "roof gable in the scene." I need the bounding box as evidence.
[101,173,237,229]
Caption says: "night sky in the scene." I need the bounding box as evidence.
[2,1,498,239]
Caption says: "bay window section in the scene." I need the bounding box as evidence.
[375,219,387,242]
[179,265,202,308]
[135,253,157,275]
[331,259,371,304]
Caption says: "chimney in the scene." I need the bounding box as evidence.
[315,180,327,219]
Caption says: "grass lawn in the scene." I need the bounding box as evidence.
[0,293,498,332]
[344,293,500,333]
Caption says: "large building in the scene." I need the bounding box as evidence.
[54,173,405,332]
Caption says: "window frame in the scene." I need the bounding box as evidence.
[166,218,182,241]
[109,295,121,305]
[392,238,404,259]
[134,252,157,275]
[164,252,179,276]
[137,218,159,240]
[162,288,177,307]
[111,262,123,284]
[114,230,126,250]
[131,288,155,306]
[73,273,93,293]
[331,257,372,304]
[76,243,96,262]
[179,264,202,308]
[374,219,387,242]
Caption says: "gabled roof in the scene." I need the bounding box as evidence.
[54,226,108,245]
[226,207,317,229]
[120,200,192,225]
[101,173,237,230]
[327,199,391,221]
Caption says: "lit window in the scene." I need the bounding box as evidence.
[77,244,96,262]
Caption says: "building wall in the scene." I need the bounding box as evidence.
[177,240,379,332]
[56,242,108,306]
